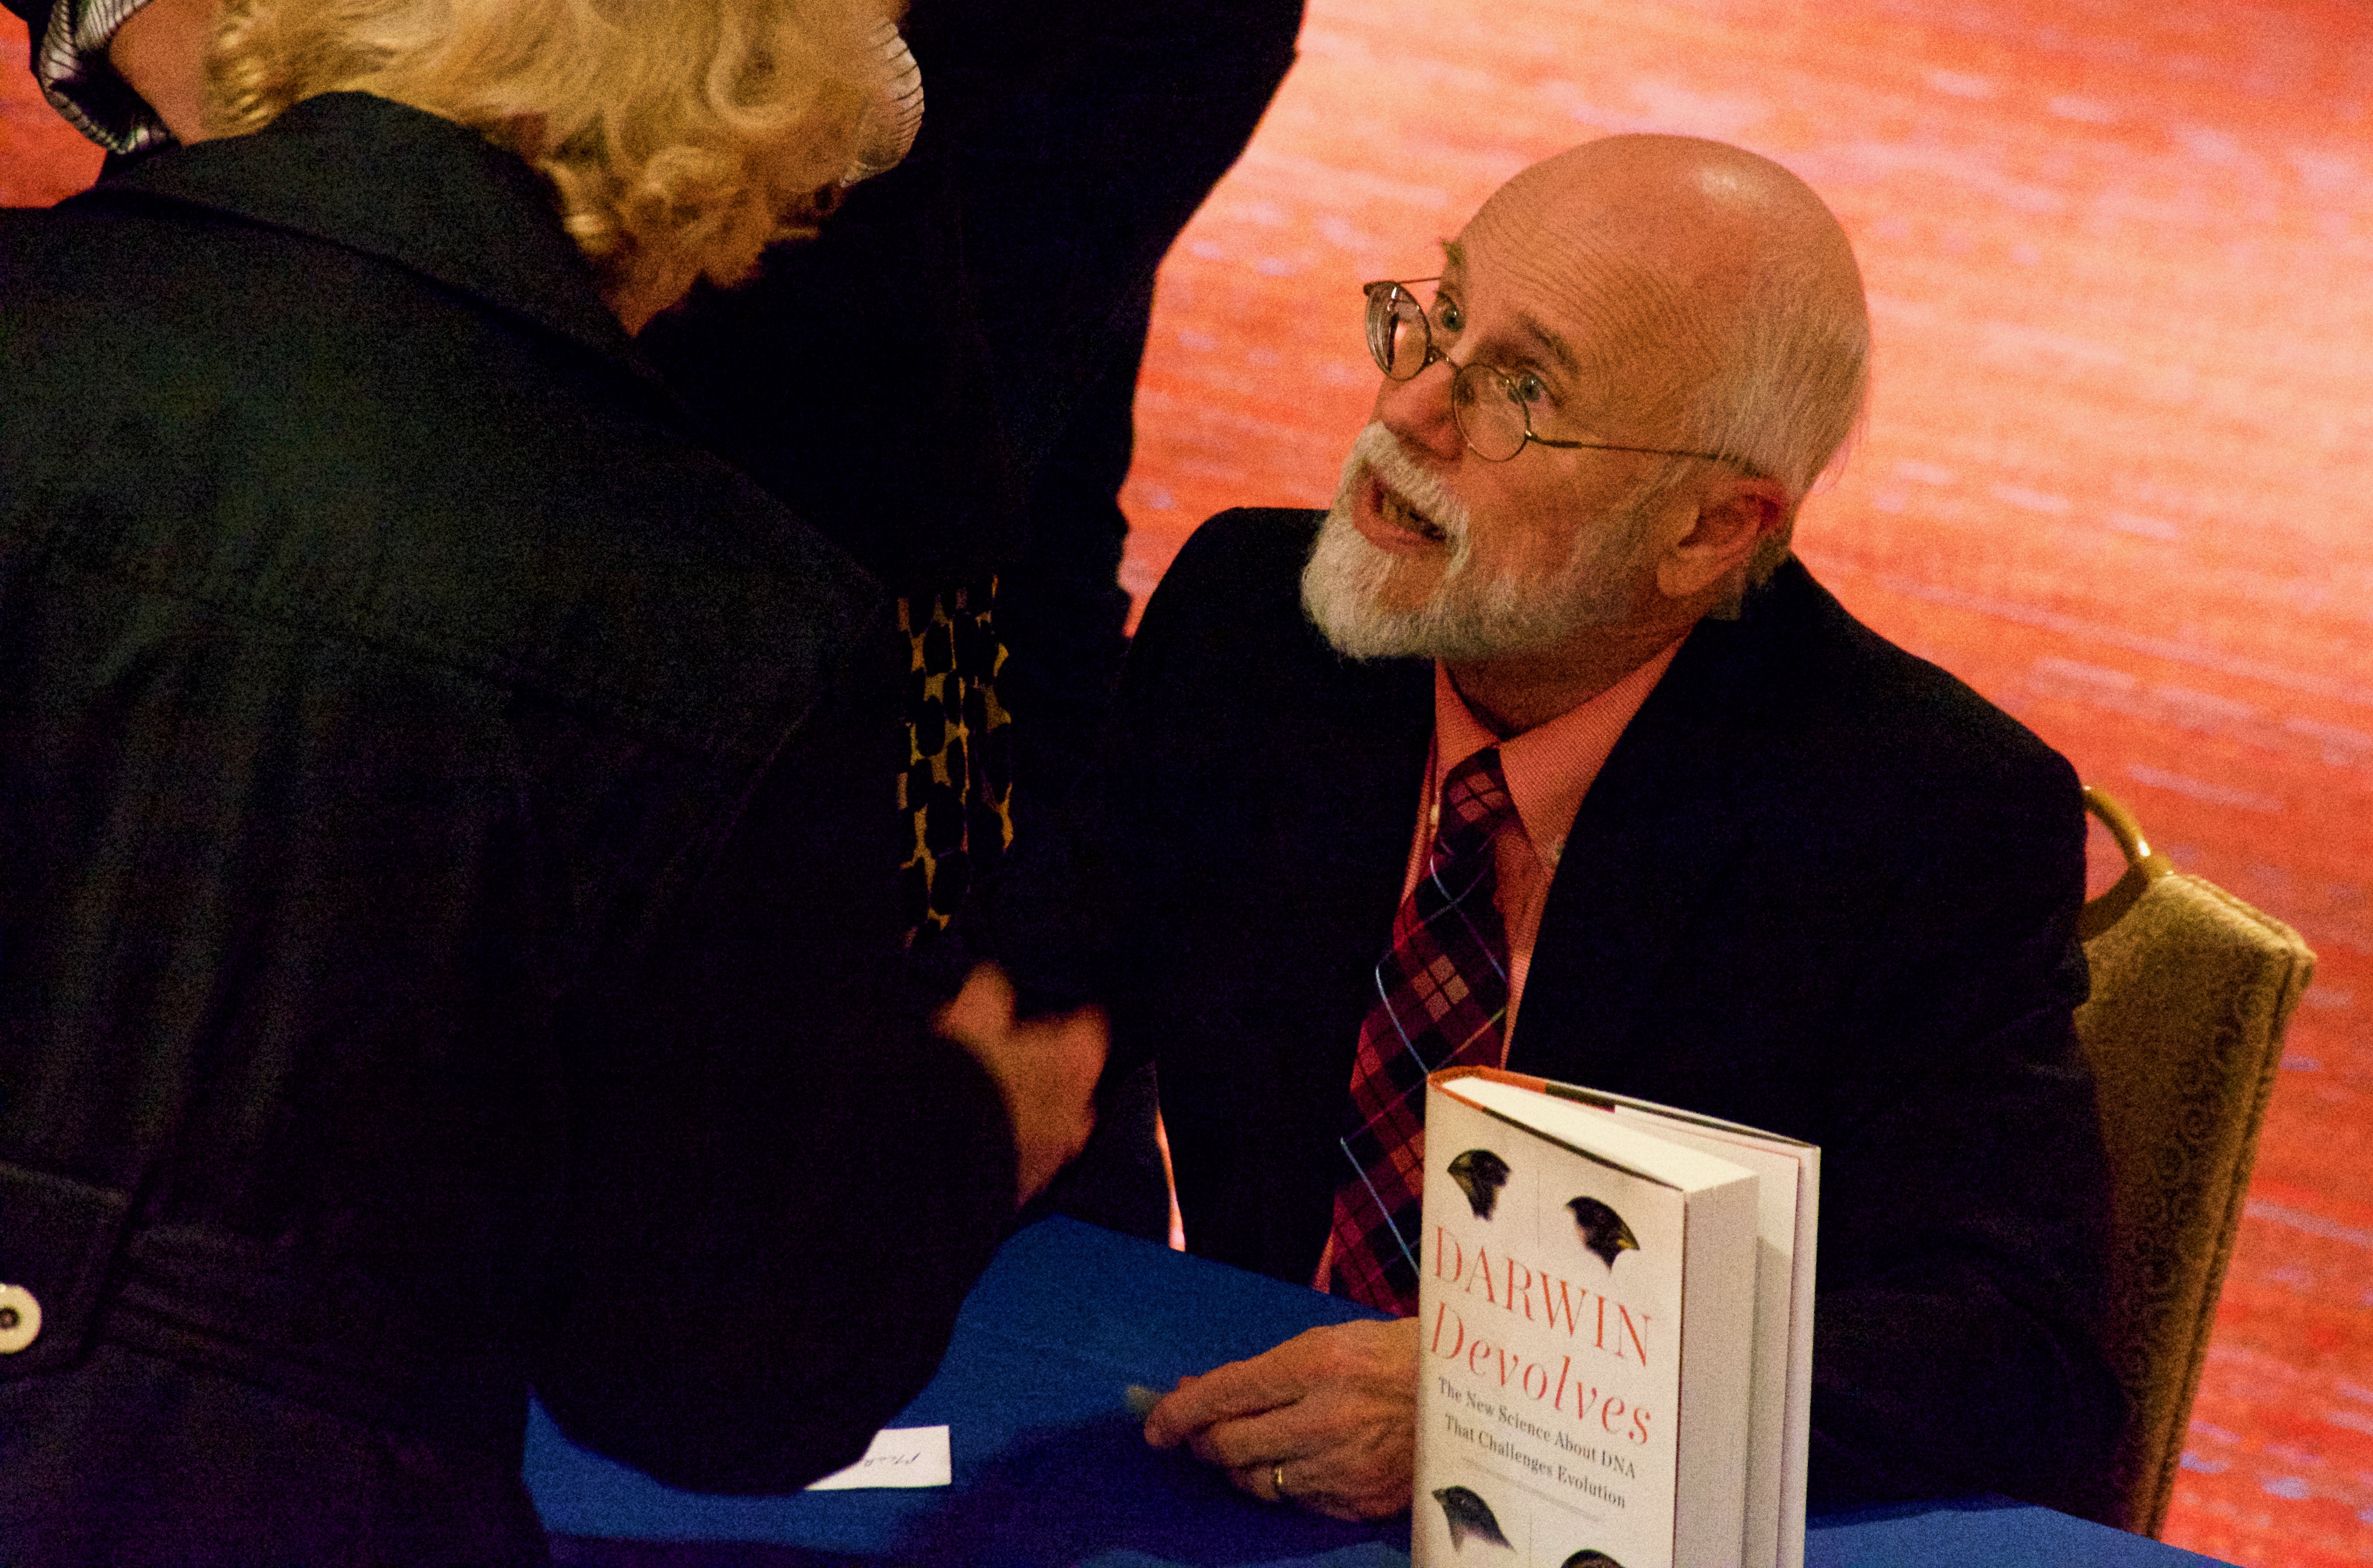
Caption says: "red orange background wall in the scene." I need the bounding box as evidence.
[4,3,2368,1564]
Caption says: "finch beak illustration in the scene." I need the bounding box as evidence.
[1564,1197,1640,1270]
[1446,1148,1511,1220]
[1432,1485,1512,1551]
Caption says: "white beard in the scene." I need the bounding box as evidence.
[1300,422,1656,663]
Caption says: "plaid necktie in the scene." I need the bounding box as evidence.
[1327,747,1516,1314]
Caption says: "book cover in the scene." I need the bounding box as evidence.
[1413,1068,1769,1568]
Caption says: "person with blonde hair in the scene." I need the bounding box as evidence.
[17,0,905,324]
[0,0,1102,1561]
[205,0,906,327]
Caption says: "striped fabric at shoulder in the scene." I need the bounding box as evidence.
[36,0,171,154]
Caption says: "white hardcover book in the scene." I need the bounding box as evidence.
[1414,1066,1813,1568]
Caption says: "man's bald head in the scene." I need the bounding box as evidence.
[1307,134,1869,720]
[1465,135,1869,570]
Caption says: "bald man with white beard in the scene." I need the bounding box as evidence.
[1002,133,2124,1524]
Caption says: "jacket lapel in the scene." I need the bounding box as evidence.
[1508,604,1762,1082]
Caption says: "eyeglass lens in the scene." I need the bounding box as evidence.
[1451,368,1528,461]
[1367,285,1432,381]
[1364,284,1532,461]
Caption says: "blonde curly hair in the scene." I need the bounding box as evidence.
[204,0,896,328]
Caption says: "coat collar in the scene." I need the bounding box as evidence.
[79,92,672,403]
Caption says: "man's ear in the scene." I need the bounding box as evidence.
[1654,476,1792,602]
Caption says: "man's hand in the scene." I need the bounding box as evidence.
[935,963,1106,1208]
[1142,1316,1418,1519]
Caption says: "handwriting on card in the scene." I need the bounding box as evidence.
[803,1425,952,1490]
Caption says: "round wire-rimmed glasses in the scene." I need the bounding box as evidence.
[1363,279,1741,467]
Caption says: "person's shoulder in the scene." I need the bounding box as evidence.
[2,173,882,764]
[0,184,188,308]
[1739,558,2075,798]
[1161,506,1324,590]
[0,205,58,295]
[1119,506,1432,739]
[1124,506,1355,693]
[0,203,56,243]
[1133,507,1322,641]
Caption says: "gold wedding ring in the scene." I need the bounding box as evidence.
[1273,1462,1289,1500]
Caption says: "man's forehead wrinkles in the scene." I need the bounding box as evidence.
[1447,215,1720,424]
[1475,252,1711,435]
[1537,244,1714,357]
[1491,245,1635,351]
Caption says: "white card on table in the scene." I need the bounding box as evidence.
[802,1425,952,1490]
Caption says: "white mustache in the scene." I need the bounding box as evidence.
[1347,423,1470,544]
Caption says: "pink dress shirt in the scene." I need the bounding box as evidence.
[1401,642,1683,1046]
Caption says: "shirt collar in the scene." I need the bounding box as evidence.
[1431,640,1684,867]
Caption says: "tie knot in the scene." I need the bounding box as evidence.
[1435,748,1514,864]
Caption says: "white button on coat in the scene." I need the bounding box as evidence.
[0,1283,42,1353]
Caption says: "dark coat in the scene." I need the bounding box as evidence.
[0,92,1015,1565]
[1015,507,2125,1514]
[639,0,1306,805]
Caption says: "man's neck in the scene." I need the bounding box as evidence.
[110,0,222,146]
[1445,616,1696,738]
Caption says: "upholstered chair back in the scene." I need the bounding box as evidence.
[2073,785,2315,1537]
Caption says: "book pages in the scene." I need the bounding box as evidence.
[1607,1106,1817,1568]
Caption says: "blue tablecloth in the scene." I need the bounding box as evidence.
[526,1217,2228,1567]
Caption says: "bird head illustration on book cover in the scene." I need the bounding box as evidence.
[1415,1089,1687,1568]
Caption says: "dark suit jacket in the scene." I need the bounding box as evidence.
[0,93,1015,1563]
[1011,507,2124,1513]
